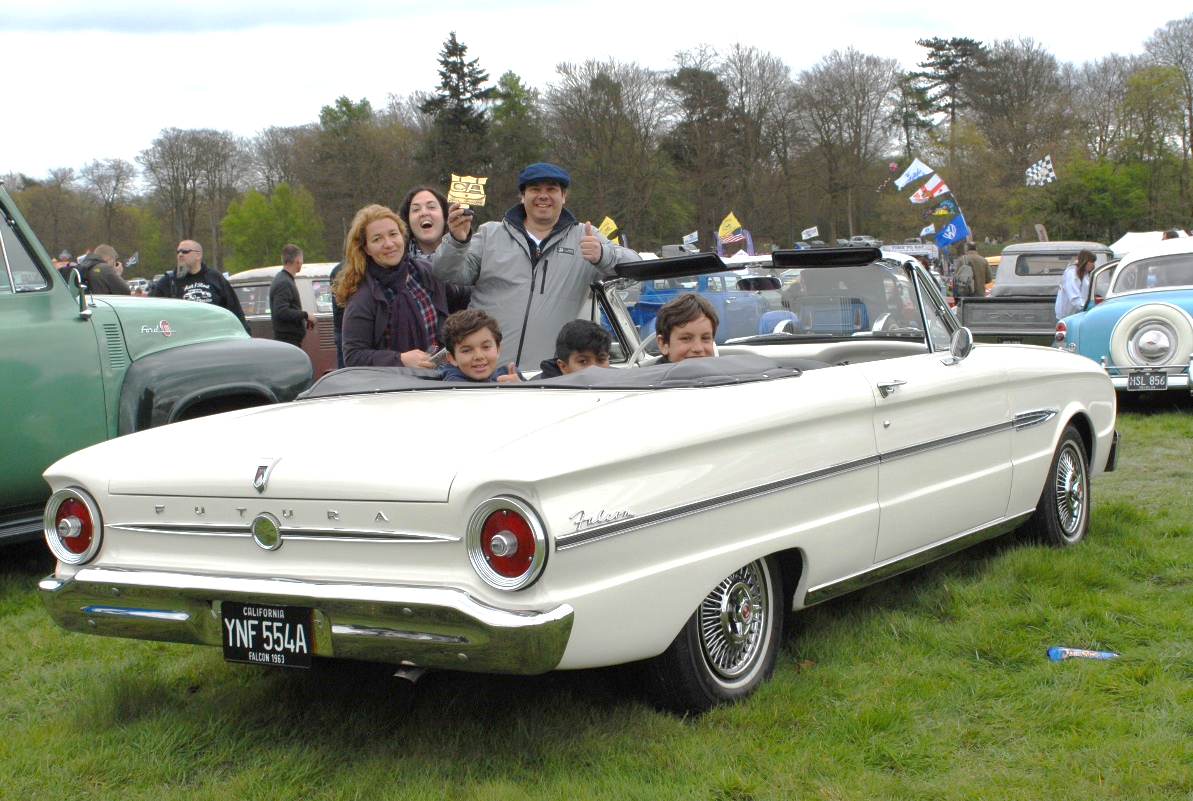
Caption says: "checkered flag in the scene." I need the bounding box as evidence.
[1026,154,1057,186]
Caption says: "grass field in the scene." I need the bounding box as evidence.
[2,398,1191,800]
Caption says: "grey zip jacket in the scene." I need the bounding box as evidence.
[433,204,640,370]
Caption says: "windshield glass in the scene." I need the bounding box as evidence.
[615,260,951,356]
[1110,253,1193,294]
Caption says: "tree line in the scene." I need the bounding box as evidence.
[6,18,1192,278]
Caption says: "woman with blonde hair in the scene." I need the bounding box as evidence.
[336,204,469,367]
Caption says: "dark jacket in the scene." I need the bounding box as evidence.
[341,257,470,367]
[77,254,131,295]
[441,363,519,382]
[269,268,307,346]
[150,263,249,332]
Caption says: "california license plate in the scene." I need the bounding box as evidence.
[1126,370,1167,391]
[221,601,312,668]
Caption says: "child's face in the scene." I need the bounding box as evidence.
[658,315,715,361]
[558,350,611,373]
[448,327,500,380]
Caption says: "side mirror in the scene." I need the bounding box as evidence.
[943,327,973,364]
[69,268,93,319]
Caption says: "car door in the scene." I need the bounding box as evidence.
[0,217,107,510]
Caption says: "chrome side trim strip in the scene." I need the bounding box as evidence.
[802,512,1033,606]
[878,420,1012,463]
[555,455,882,550]
[107,523,458,544]
[1013,408,1059,430]
[558,415,1023,551]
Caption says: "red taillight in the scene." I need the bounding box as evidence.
[481,509,535,578]
[44,488,103,564]
[467,497,547,590]
[1055,321,1067,343]
[55,498,93,555]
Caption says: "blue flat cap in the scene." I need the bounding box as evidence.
[517,162,570,191]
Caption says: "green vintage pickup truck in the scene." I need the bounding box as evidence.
[1,183,313,543]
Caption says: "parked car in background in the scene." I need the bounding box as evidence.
[0,183,313,544]
[847,235,883,248]
[1055,236,1193,394]
[228,263,338,378]
[39,248,1118,712]
[127,278,150,294]
[957,241,1113,345]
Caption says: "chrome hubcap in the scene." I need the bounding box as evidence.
[1055,444,1087,537]
[699,561,768,680]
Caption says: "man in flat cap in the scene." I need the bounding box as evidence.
[434,162,639,370]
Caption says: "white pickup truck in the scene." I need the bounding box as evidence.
[956,241,1113,345]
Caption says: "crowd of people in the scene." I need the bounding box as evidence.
[42,161,744,380]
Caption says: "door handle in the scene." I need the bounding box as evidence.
[877,379,906,398]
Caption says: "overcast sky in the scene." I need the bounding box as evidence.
[3,1,1189,180]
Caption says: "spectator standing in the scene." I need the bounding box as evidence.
[434,162,640,371]
[1054,249,1096,320]
[329,261,345,369]
[270,244,316,348]
[336,204,469,367]
[953,242,991,298]
[150,240,249,332]
[399,186,449,260]
[77,245,130,295]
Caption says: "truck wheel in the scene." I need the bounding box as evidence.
[647,556,783,713]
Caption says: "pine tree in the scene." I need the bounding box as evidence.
[419,32,496,185]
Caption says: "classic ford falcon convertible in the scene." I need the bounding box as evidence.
[39,248,1118,712]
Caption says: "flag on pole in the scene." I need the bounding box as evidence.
[1025,155,1057,186]
[894,158,933,190]
[718,212,746,243]
[682,230,698,245]
[919,223,935,237]
[597,216,621,246]
[910,175,949,204]
[801,225,819,240]
[934,212,970,249]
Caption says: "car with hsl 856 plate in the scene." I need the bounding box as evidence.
[0,181,313,544]
[1054,236,1193,395]
[38,247,1118,713]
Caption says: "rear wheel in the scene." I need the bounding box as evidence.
[1024,425,1089,547]
[647,556,783,714]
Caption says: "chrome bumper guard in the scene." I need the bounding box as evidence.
[39,568,573,675]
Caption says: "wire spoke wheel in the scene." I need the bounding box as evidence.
[698,562,769,681]
[1053,442,1088,538]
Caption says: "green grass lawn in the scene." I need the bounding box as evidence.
[2,399,1191,800]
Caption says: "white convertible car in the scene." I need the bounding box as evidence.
[39,249,1119,712]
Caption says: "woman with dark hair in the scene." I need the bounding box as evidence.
[334,204,468,367]
[399,185,449,259]
[1054,249,1096,320]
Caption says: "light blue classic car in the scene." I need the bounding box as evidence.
[1054,237,1193,394]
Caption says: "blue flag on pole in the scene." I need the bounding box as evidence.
[934,212,970,249]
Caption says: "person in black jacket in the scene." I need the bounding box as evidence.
[77,244,131,295]
[149,239,249,332]
[269,244,315,348]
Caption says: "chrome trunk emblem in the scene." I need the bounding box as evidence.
[253,457,281,494]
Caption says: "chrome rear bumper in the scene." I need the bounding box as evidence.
[40,567,573,674]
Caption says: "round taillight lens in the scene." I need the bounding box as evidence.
[481,509,535,578]
[44,488,103,564]
[467,497,547,591]
[1054,321,1067,342]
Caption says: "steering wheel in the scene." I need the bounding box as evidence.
[627,334,656,367]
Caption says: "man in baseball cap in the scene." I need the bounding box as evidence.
[434,162,639,371]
